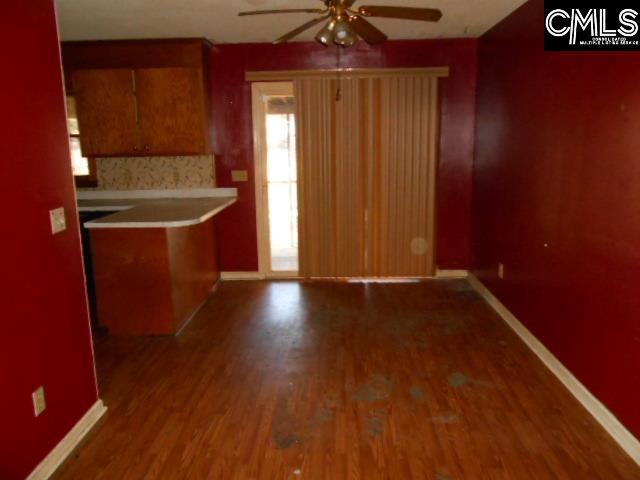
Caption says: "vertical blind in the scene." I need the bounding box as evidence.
[295,74,440,278]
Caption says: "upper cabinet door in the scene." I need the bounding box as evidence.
[135,68,209,156]
[72,69,140,156]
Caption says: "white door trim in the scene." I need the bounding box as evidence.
[251,82,298,279]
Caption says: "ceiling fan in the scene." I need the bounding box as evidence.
[238,1,443,47]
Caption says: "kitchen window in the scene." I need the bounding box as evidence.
[67,95,97,187]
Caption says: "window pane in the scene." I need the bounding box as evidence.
[70,138,89,176]
[265,97,298,272]
[66,96,80,135]
[266,114,296,183]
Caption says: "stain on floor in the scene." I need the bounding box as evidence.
[410,386,426,402]
[367,410,387,437]
[448,372,472,388]
[352,374,394,402]
[312,407,333,426]
[436,472,453,480]
[272,400,339,449]
[447,371,495,389]
[429,413,459,424]
[272,402,303,449]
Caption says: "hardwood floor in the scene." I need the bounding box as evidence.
[54,280,640,479]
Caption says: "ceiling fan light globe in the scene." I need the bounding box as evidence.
[315,20,336,46]
[333,19,358,46]
[335,35,358,47]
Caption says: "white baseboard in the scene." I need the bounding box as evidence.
[468,273,640,466]
[27,399,107,480]
[220,271,264,281]
[436,269,469,279]
[222,271,470,281]
[220,270,469,281]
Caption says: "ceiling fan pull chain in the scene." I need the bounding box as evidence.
[336,45,342,102]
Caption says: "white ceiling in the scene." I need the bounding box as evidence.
[55,0,526,43]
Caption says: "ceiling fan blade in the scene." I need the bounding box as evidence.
[358,6,442,22]
[348,16,387,45]
[239,9,326,16]
[274,16,330,44]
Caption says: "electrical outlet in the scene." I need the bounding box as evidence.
[32,386,46,417]
[498,263,505,280]
[231,170,249,182]
[49,207,66,234]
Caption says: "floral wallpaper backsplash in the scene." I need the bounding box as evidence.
[90,155,216,190]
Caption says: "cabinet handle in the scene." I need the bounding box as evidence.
[133,146,140,151]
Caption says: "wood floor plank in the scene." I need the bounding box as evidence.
[54,280,640,479]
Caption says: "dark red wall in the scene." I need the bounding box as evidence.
[473,0,640,437]
[0,1,98,478]
[211,39,478,272]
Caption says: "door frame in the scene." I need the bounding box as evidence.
[251,81,299,279]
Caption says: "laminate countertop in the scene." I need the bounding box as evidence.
[78,189,237,229]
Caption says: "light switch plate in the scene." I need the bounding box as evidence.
[49,207,66,234]
[32,386,46,417]
[231,170,249,182]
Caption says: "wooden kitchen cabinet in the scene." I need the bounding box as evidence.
[136,68,209,155]
[90,219,219,335]
[63,39,212,157]
[72,69,139,156]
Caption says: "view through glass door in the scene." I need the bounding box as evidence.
[253,82,299,277]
